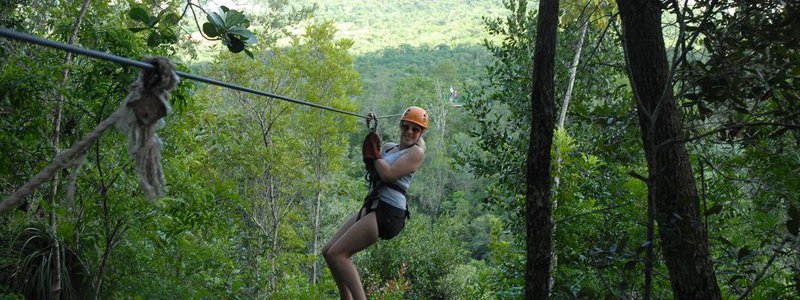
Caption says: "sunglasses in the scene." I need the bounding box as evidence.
[400,122,423,133]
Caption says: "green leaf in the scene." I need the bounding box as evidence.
[787,203,800,236]
[147,32,160,47]
[623,260,638,270]
[229,27,255,41]
[128,27,149,33]
[790,67,800,77]
[129,7,150,25]
[202,22,220,38]
[163,12,180,25]
[220,5,230,12]
[717,236,734,247]
[704,204,723,216]
[149,15,160,27]
[226,34,245,53]
[244,49,254,59]
[737,246,753,261]
[225,10,246,27]
[207,12,225,28]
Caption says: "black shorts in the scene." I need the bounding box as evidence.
[373,200,407,240]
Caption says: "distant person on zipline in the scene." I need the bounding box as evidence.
[322,106,429,300]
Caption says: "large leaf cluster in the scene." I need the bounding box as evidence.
[684,0,800,140]
[202,6,257,57]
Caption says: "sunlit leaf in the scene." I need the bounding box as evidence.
[225,10,246,27]
[229,27,255,41]
[207,12,225,28]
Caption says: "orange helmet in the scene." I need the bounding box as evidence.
[400,106,429,129]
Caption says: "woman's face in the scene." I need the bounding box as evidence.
[399,121,423,146]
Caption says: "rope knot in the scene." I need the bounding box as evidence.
[126,57,179,126]
[116,56,179,202]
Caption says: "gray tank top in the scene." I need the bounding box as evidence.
[374,143,415,210]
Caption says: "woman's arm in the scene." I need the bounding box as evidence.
[374,146,424,182]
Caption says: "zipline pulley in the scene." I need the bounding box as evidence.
[366,113,378,133]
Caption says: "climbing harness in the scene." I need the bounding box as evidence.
[357,177,411,222]
[357,143,411,222]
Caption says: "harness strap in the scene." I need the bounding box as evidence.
[357,145,411,221]
[356,181,411,221]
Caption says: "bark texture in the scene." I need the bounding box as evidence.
[525,0,559,298]
[617,0,722,298]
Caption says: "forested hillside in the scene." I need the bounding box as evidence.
[292,0,505,54]
[2,0,799,299]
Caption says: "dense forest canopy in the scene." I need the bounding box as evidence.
[1,0,799,299]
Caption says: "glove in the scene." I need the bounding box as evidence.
[362,132,382,161]
[362,132,381,182]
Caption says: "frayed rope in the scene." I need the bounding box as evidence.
[0,57,178,214]
[115,57,179,202]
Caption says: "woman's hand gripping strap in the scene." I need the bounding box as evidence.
[362,113,382,184]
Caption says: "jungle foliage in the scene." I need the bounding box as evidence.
[1,0,799,299]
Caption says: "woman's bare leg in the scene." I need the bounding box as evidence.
[325,211,379,300]
[323,209,364,300]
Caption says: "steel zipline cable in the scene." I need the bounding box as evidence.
[0,27,370,119]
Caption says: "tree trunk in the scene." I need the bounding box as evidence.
[617,0,721,298]
[644,184,655,300]
[50,2,90,298]
[312,172,322,284]
[550,13,589,291]
[525,0,559,298]
[269,177,278,291]
[557,15,588,129]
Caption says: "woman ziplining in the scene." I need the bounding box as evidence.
[322,106,429,300]
[0,29,432,298]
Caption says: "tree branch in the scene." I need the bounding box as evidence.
[658,121,800,149]
[555,203,631,224]
[737,236,790,300]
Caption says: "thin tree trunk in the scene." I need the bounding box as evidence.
[617,0,721,298]
[269,178,278,291]
[93,148,127,300]
[738,237,789,300]
[312,188,321,284]
[557,16,588,129]
[525,0,559,298]
[793,130,800,296]
[796,236,800,296]
[550,14,589,292]
[93,220,126,300]
[644,183,655,300]
[311,110,324,284]
[49,2,90,298]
